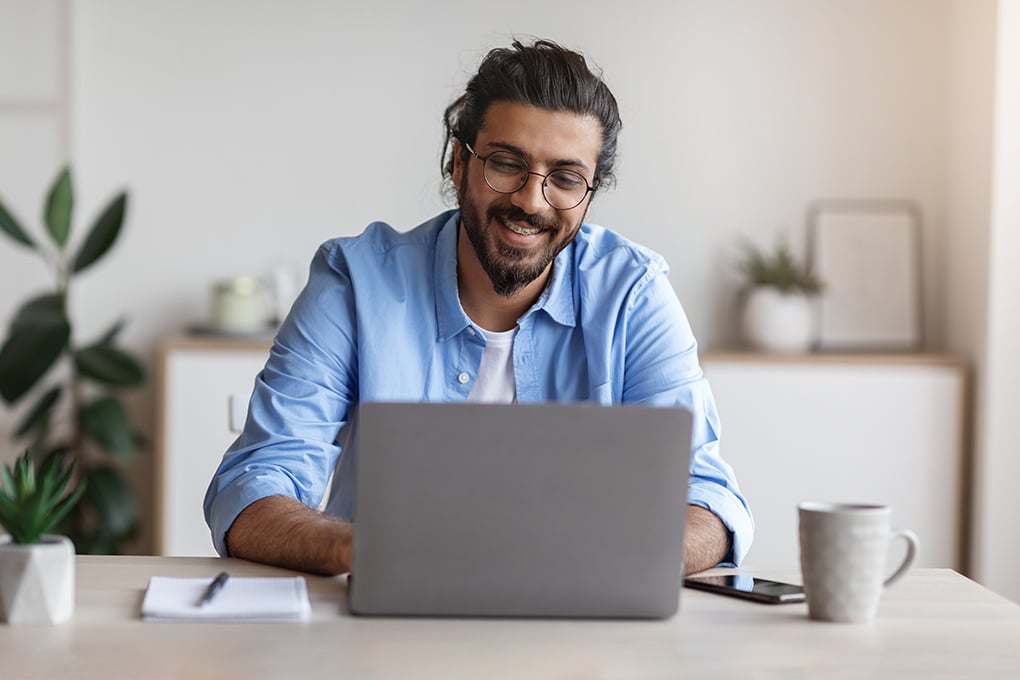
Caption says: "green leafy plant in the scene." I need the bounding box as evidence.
[739,240,824,295]
[0,448,85,544]
[0,166,143,553]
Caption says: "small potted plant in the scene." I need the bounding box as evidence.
[738,240,824,353]
[0,448,85,624]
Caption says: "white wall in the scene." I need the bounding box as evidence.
[62,0,955,352]
[945,1,995,366]
[1,0,1012,593]
[0,0,66,331]
[972,0,1020,602]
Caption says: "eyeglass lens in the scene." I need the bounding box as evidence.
[482,151,590,210]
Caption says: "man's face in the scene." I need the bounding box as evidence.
[453,101,602,297]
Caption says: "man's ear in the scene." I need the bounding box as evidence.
[451,140,465,193]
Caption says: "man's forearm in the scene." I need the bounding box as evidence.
[682,505,731,575]
[226,498,726,577]
[225,495,353,576]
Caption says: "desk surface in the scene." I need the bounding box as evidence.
[2,557,1018,679]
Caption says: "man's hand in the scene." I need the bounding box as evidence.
[682,505,731,575]
[225,495,353,575]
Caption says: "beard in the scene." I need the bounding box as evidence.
[457,176,579,298]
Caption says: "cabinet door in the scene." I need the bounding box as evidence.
[157,345,269,556]
[701,358,966,570]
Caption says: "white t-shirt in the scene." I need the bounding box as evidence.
[467,326,518,403]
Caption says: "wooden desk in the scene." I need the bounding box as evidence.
[2,557,1018,679]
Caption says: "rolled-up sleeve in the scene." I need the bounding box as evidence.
[203,241,358,556]
[621,266,754,566]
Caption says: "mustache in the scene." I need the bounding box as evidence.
[487,205,559,232]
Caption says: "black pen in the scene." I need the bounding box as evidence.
[198,571,230,607]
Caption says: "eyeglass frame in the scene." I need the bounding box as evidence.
[460,139,596,211]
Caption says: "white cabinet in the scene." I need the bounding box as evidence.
[156,340,969,569]
[701,352,969,570]
[155,336,271,556]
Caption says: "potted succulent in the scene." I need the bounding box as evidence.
[0,448,85,624]
[738,240,824,353]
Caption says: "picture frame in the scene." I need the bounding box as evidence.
[807,200,923,351]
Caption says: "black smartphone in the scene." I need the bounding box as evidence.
[683,574,805,604]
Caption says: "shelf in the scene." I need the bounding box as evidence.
[701,349,966,368]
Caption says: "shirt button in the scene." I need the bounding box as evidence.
[457,372,470,384]
[467,328,476,336]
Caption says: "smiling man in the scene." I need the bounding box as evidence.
[204,39,753,577]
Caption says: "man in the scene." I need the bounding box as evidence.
[204,39,752,576]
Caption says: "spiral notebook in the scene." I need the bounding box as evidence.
[141,576,311,622]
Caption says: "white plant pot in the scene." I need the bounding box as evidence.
[742,287,817,353]
[0,534,75,625]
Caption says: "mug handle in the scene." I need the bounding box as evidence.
[883,528,920,589]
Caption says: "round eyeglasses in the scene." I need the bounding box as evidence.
[462,141,595,211]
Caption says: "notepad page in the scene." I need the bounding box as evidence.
[142,576,311,621]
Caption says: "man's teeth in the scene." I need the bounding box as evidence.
[502,218,542,236]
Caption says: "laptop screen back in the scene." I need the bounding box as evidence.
[349,401,692,619]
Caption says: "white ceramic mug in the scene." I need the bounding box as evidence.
[798,502,919,623]
[210,276,271,334]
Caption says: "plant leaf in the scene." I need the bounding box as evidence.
[738,239,823,294]
[82,465,136,537]
[51,464,76,501]
[44,167,74,249]
[9,293,66,331]
[14,385,63,439]
[0,195,35,249]
[0,492,15,514]
[78,397,136,461]
[0,316,71,404]
[15,448,35,499]
[38,450,74,502]
[23,488,47,536]
[36,458,56,505]
[95,318,126,346]
[42,478,85,535]
[0,493,15,515]
[36,446,68,480]
[0,448,84,543]
[72,192,127,273]
[36,446,63,479]
[0,492,26,542]
[73,344,145,387]
[0,464,15,496]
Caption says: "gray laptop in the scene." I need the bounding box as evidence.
[348,401,692,619]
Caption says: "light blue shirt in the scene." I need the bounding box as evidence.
[204,210,753,564]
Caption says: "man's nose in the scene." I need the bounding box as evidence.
[510,172,549,214]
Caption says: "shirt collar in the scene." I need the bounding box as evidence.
[434,211,578,340]
[435,212,471,341]
[537,242,578,328]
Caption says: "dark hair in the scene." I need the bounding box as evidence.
[442,39,622,199]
